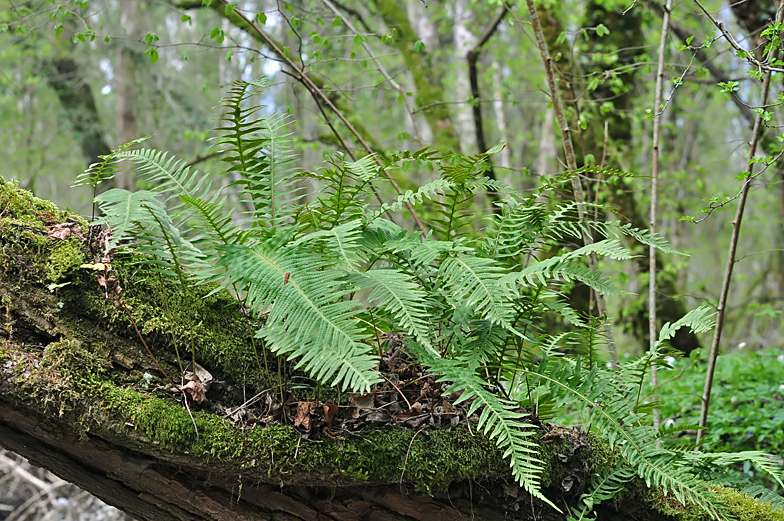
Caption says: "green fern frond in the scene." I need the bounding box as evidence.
[515,350,730,520]
[737,483,784,512]
[368,178,453,222]
[439,253,515,327]
[216,241,381,392]
[683,451,784,489]
[569,465,636,520]
[540,290,586,327]
[95,188,166,249]
[503,246,627,297]
[306,154,379,229]
[292,221,367,271]
[486,198,550,261]
[76,136,151,188]
[658,305,715,344]
[420,353,554,509]
[346,153,382,182]
[347,268,434,354]
[383,232,459,267]
[215,79,302,228]
[115,148,212,213]
[430,186,477,240]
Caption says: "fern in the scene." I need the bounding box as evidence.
[216,240,381,392]
[215,79,302,228]
[419,352,555,510]
[76,79,784,521]
[439,252,515,328]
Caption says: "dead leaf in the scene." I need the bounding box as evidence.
[349,392,375,410]
[365,411,391,427]
[47,223,78,240]
[184,363,213,393]
[294,402,317,431]
[323,403,338,427]
[442,399,455,414]
[180,380,207,403]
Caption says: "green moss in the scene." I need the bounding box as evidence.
[0,176,64,225]
[5,323,510,492]
[715,488,784,521]
[46,237,86,281]
[0,176,87,285]
[650,485,784,521]
[78,259,268,393]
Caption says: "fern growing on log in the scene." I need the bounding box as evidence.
[79,78,783,519]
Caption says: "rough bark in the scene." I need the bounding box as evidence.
[0,177,778,521]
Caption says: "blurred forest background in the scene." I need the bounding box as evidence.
[1,0,783,518]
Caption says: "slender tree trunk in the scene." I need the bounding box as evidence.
[518,1,619,366]
[453,0,479,154]
[650,0,674,430]
[492,61,511,174]
[698,0,784,442]
[114,0,144,191]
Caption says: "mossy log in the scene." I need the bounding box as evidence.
[0,176,781,521]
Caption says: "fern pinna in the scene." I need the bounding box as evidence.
[80,78,783,519]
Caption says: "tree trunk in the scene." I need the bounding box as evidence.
[0,177,775,521]
[114,0,144,191]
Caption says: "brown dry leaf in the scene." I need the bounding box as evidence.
[181,380,207,403]
[294,402,317,431]
[185,363,213,393]
[349,392,375,410]
[48,223,75,240]
[442,399,455,414]
[322,403,338,427]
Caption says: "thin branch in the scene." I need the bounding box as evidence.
[184,151,225,169]
[645,0,756,125]
[697,0,784,443]
[320,0,424,146]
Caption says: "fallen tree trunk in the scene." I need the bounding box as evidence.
[0,176,780,521]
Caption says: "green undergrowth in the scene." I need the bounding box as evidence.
[653,487,784,521]
[3,175,784,519]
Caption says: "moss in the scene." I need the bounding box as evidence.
[4,180,784,518]
[649,485,784,521]
[13,336,510,490]
[86,261,268,394]
[46,237,86,281]
[0,176,87,285]
[0,176,65,225]
[715,488,784,521]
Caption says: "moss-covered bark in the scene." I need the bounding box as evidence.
[1,176,782,521]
